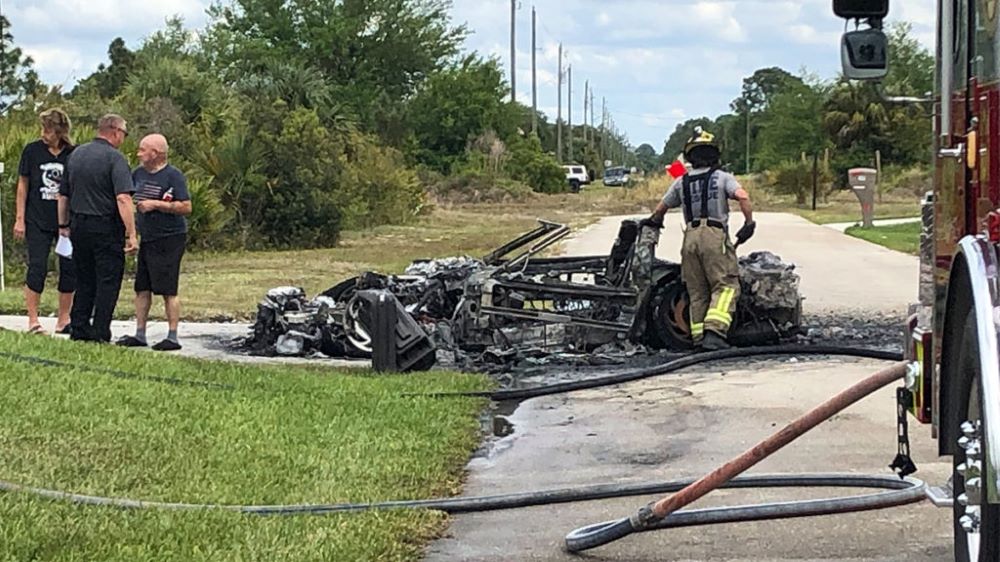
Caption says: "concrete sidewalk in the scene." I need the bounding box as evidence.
[560,212,919,316]
[0,315,366,368]
[823,217,921,233]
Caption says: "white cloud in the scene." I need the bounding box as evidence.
[596,12,611,27]
[786,24,841,46]
[20,45,94,88]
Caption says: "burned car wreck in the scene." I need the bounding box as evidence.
[242,219,803,371]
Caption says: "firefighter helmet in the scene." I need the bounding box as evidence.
[683,126,720,165]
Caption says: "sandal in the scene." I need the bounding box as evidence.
[152,339,182,351]
[27,325,48,336]
[56,325,72,335]
[115,335,148,348]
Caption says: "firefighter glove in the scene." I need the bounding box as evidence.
[735,220,756,245]
[639,215,664,230]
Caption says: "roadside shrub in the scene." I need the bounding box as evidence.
[767,160,833,205]
[336,132,426,229]
[505,133,565,194]
[426,171,535,204]
[881,164,931,198]
[183,175,233,249]
[252,104,343,248]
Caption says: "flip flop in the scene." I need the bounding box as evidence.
[115,335,148,347]
[27,325,48,336]
[152,339,182,351]
[56,325,72,335]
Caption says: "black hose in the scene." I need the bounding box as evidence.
[0,473,924,519]
[0,351,234,391]
[424,345,903,401]
[563,474,925,552]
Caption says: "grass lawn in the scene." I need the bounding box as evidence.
[0,329,490,561]
[844,221,921,255]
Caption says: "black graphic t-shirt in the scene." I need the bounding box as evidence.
[18,140,74,231]
[132,165,190,242]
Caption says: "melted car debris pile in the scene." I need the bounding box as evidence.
[238,219,805,372]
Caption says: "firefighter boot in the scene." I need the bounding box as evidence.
[701,330,731,351]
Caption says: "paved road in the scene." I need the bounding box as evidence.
[427,213,949,561]
[560,212,919,315]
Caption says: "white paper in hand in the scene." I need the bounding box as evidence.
[55,235,73,259]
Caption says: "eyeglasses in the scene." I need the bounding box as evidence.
[116,127,129,138]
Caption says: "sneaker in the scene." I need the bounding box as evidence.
[701,331,731,351]
[116,335,148,347]
[152,339,182,351]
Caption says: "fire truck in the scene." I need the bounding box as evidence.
[835,0,1000,558]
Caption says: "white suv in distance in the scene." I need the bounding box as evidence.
[562,165,590,193]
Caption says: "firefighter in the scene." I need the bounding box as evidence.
[642,127,755,350]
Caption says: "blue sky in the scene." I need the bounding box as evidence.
[5,0,934,148]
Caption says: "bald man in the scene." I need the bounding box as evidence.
[117,134,192,351]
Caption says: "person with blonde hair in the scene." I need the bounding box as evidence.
[13,108,77,335]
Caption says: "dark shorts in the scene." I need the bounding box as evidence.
[135,233,187,296]
[25,224,76,294]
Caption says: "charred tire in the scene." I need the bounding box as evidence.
[569,179,581,193]
[951,312,1000,562]
[320,278,373,359]
[647,280,693,350]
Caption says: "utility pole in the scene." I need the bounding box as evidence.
[510,0,516,103]
[811,152,819,211]
[590,88,594,148]
[602,97,607,163]
[531,6,537,134]
[583,80,588,147]
[568,65,573,163]
[745,108,751,174]
[557,42,563,163]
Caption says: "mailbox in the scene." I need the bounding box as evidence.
[848,167,878,228]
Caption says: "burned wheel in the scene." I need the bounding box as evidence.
[344,295,374,357]
[952,312,1000,562]
[647,280,693,350]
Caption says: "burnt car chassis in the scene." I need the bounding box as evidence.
[244,219,803,371]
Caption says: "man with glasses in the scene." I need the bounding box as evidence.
[58,114,138,342]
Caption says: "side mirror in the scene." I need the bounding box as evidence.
[833,0,889,19]
[841,29,888,80]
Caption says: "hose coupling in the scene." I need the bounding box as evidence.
[629,501,663,530]
[904,361,920,392]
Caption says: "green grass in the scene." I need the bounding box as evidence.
[0,329,491,561]
[844,221,921,255]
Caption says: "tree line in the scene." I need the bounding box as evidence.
[659,22,932,198]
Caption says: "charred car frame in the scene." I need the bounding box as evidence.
[244,219,803,371]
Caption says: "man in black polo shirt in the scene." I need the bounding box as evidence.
[116,134,191,351]
[58,114,138,342]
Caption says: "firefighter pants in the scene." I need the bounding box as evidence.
[681,224,740,342]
